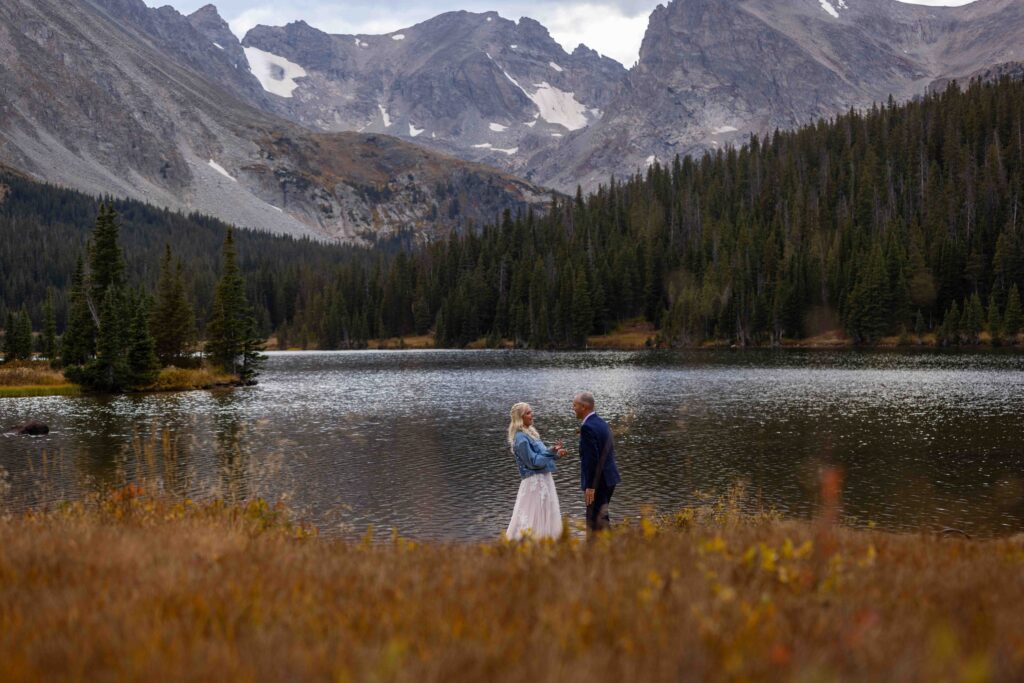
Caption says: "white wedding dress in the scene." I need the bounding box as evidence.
[505,472,562,541]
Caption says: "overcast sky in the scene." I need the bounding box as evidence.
[146,0,979,67]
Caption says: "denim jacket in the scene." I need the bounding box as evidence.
[511,432,558,479]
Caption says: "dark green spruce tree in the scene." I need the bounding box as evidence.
[60,255,96,368]
[127,292,160,387]
[42,291,58,364]
[14,308,33,360]
[207,229,264,382]
[151,245,197,367]
[1004,284,1023,341]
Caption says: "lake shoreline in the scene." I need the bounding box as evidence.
[0,363,240,399]
[1,489,1021,681]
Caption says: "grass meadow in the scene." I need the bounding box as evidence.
[0,482,1021,682]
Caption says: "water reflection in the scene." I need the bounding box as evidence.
[2,349,1024,539]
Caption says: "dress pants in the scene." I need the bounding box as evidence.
[585,482,615,533]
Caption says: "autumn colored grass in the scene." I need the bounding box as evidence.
[587,318,658,349]
[147,365,238,391]
[0,360,68,386]
[0,361,80,397]
[1,487,1021,682]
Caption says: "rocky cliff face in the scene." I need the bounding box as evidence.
[236,10,628,181]
[0,0,548,242]
[527,0,1024,192]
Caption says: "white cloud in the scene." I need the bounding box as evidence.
[529,4,648,66]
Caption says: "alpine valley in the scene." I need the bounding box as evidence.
[1,0,1023,241]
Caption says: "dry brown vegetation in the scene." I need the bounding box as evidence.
[149,365,237,391]
[587,319,658,349]
[0,360,68,386]
[1,487,1022,682]
[0,361,79,397]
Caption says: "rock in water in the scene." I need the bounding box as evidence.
[12,421,49,435]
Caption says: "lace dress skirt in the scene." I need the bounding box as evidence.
[505,472,562,540]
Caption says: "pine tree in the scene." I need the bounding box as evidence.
[939,301,961,346]
[571,268,593,346]
[206,229,261,381]
[127,293,160,388]
[987,291,1003,344]
[2,312,14,363]
[42,292,58,363]
[151,245,197,367]
[14,308,33,360]
[89,203,125,302]
[845,247,891,343]
[70,287,130,391]
[1004,284,1023,341]
[962,293,984,344]
[61,256,96,368]
[238,317,266,386]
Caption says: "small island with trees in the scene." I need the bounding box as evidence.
[1,205,263,397]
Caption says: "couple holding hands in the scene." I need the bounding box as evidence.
[505,391,622,540]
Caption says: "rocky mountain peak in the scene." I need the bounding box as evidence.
[236,8,628,178]
[526,0,1024,193]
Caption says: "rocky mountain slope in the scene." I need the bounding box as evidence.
[225,9,627,182]
[529,0,1024,191]
[0,0,548,242]
[209,0,1023,193]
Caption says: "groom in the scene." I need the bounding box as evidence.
[572,391,621,535]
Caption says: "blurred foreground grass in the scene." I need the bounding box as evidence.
[1,487,1022,682]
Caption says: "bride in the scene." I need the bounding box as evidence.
[505,402,567,540]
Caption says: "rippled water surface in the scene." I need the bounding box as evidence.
[3,350,1024,539]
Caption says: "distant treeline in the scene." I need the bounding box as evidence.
[3,76,1024,348]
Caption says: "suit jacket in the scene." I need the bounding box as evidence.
[579,414,621,491]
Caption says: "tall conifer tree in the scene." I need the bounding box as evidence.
[207,229,263,381]
[151,245,197,366]
[61,255,96,368]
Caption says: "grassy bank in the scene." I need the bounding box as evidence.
[0,360,79,398]
[0,361,236,397]
[0,490,1021,682]
[148,365,238,391]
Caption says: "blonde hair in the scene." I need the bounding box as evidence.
[508,402,541,447]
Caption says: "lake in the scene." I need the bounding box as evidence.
[2,349,1024,540]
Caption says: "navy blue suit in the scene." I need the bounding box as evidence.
[579,413,621,532]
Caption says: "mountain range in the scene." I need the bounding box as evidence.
[1,0,1023,241]
[0,0,548,242]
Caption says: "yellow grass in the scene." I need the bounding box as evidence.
[0,361,80,397]
[0,360,68,386]
[587,319,658,349]
[1,487,1021,682]
[148,365,238,391]
[0,384,80,398]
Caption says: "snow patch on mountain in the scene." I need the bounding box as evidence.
[528,82,588,130]
[549,62,564,72]
[489,122,508,132]
[378,104,392,127]
[409,123,424,137]
[392,34,406,41]
[819,0,839,19]
[243,47,307,98]
[712,125,739,134]
[208,160,236,181]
